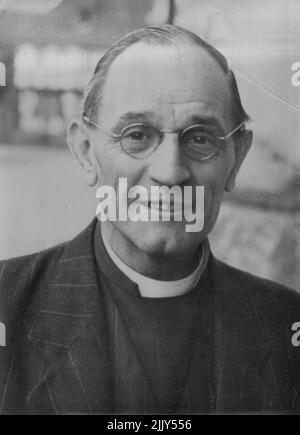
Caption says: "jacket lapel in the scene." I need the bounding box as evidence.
[179,254,283,414]
[26,220,114,414]
[210,256,283,413]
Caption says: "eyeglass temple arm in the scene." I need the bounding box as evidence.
[220,120,246,140]
[82,115,121,139]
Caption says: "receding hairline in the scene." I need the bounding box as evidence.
[101,41,233,115]
[82,25,250,127]
[105,38,228,77]
[96,24,229,73]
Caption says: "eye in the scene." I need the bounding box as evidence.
[183,128,216,147]
[128,131,146,141]
[190,134,212,145]
[121,124,158,156]
[123,125,153,141]
[182,126,220,159]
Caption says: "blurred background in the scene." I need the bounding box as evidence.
[0,0,299,289]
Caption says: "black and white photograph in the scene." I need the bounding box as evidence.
[0,0,299,417]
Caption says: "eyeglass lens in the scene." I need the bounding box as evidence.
[120,124,223,160]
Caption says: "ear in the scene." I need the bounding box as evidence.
[67,119,98,187]
[225,129,253,192]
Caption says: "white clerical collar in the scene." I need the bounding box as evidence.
[101,227,208,298]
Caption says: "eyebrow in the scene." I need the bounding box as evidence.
[185,115,225,133]
[111,112,155,133]
[111,112,225,134]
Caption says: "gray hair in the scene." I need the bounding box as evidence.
[82,24,250,130]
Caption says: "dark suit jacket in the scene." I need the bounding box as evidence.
[0,219,299,415]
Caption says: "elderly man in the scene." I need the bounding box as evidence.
[0,25,299,415]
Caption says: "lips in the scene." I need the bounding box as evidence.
[147,200,180,212]
[148,199,194,211]
[135,200,193,221]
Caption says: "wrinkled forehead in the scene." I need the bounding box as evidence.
[100,42,232,126]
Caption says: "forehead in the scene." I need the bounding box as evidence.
[100,42,232,127]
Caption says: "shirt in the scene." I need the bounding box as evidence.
[93,223,212,412]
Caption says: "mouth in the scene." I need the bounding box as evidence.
[137,199,194,220]
[148,200,177,212]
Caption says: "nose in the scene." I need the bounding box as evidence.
[147,133,191,186]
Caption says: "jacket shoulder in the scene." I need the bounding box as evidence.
[0,242,67,321]
[214,257,300,320]
[0,241,66,283]
[0,220,96,325]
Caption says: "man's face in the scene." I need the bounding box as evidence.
[86,43,246,258]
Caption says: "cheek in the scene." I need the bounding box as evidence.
[192,155,232,194]
[191,157,232,218]
[93,144,146,188]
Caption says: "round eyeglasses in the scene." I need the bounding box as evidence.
[82,114,246,161]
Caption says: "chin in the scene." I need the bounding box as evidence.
[124,221,205,258]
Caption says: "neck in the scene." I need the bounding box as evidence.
[101,222,200,281]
